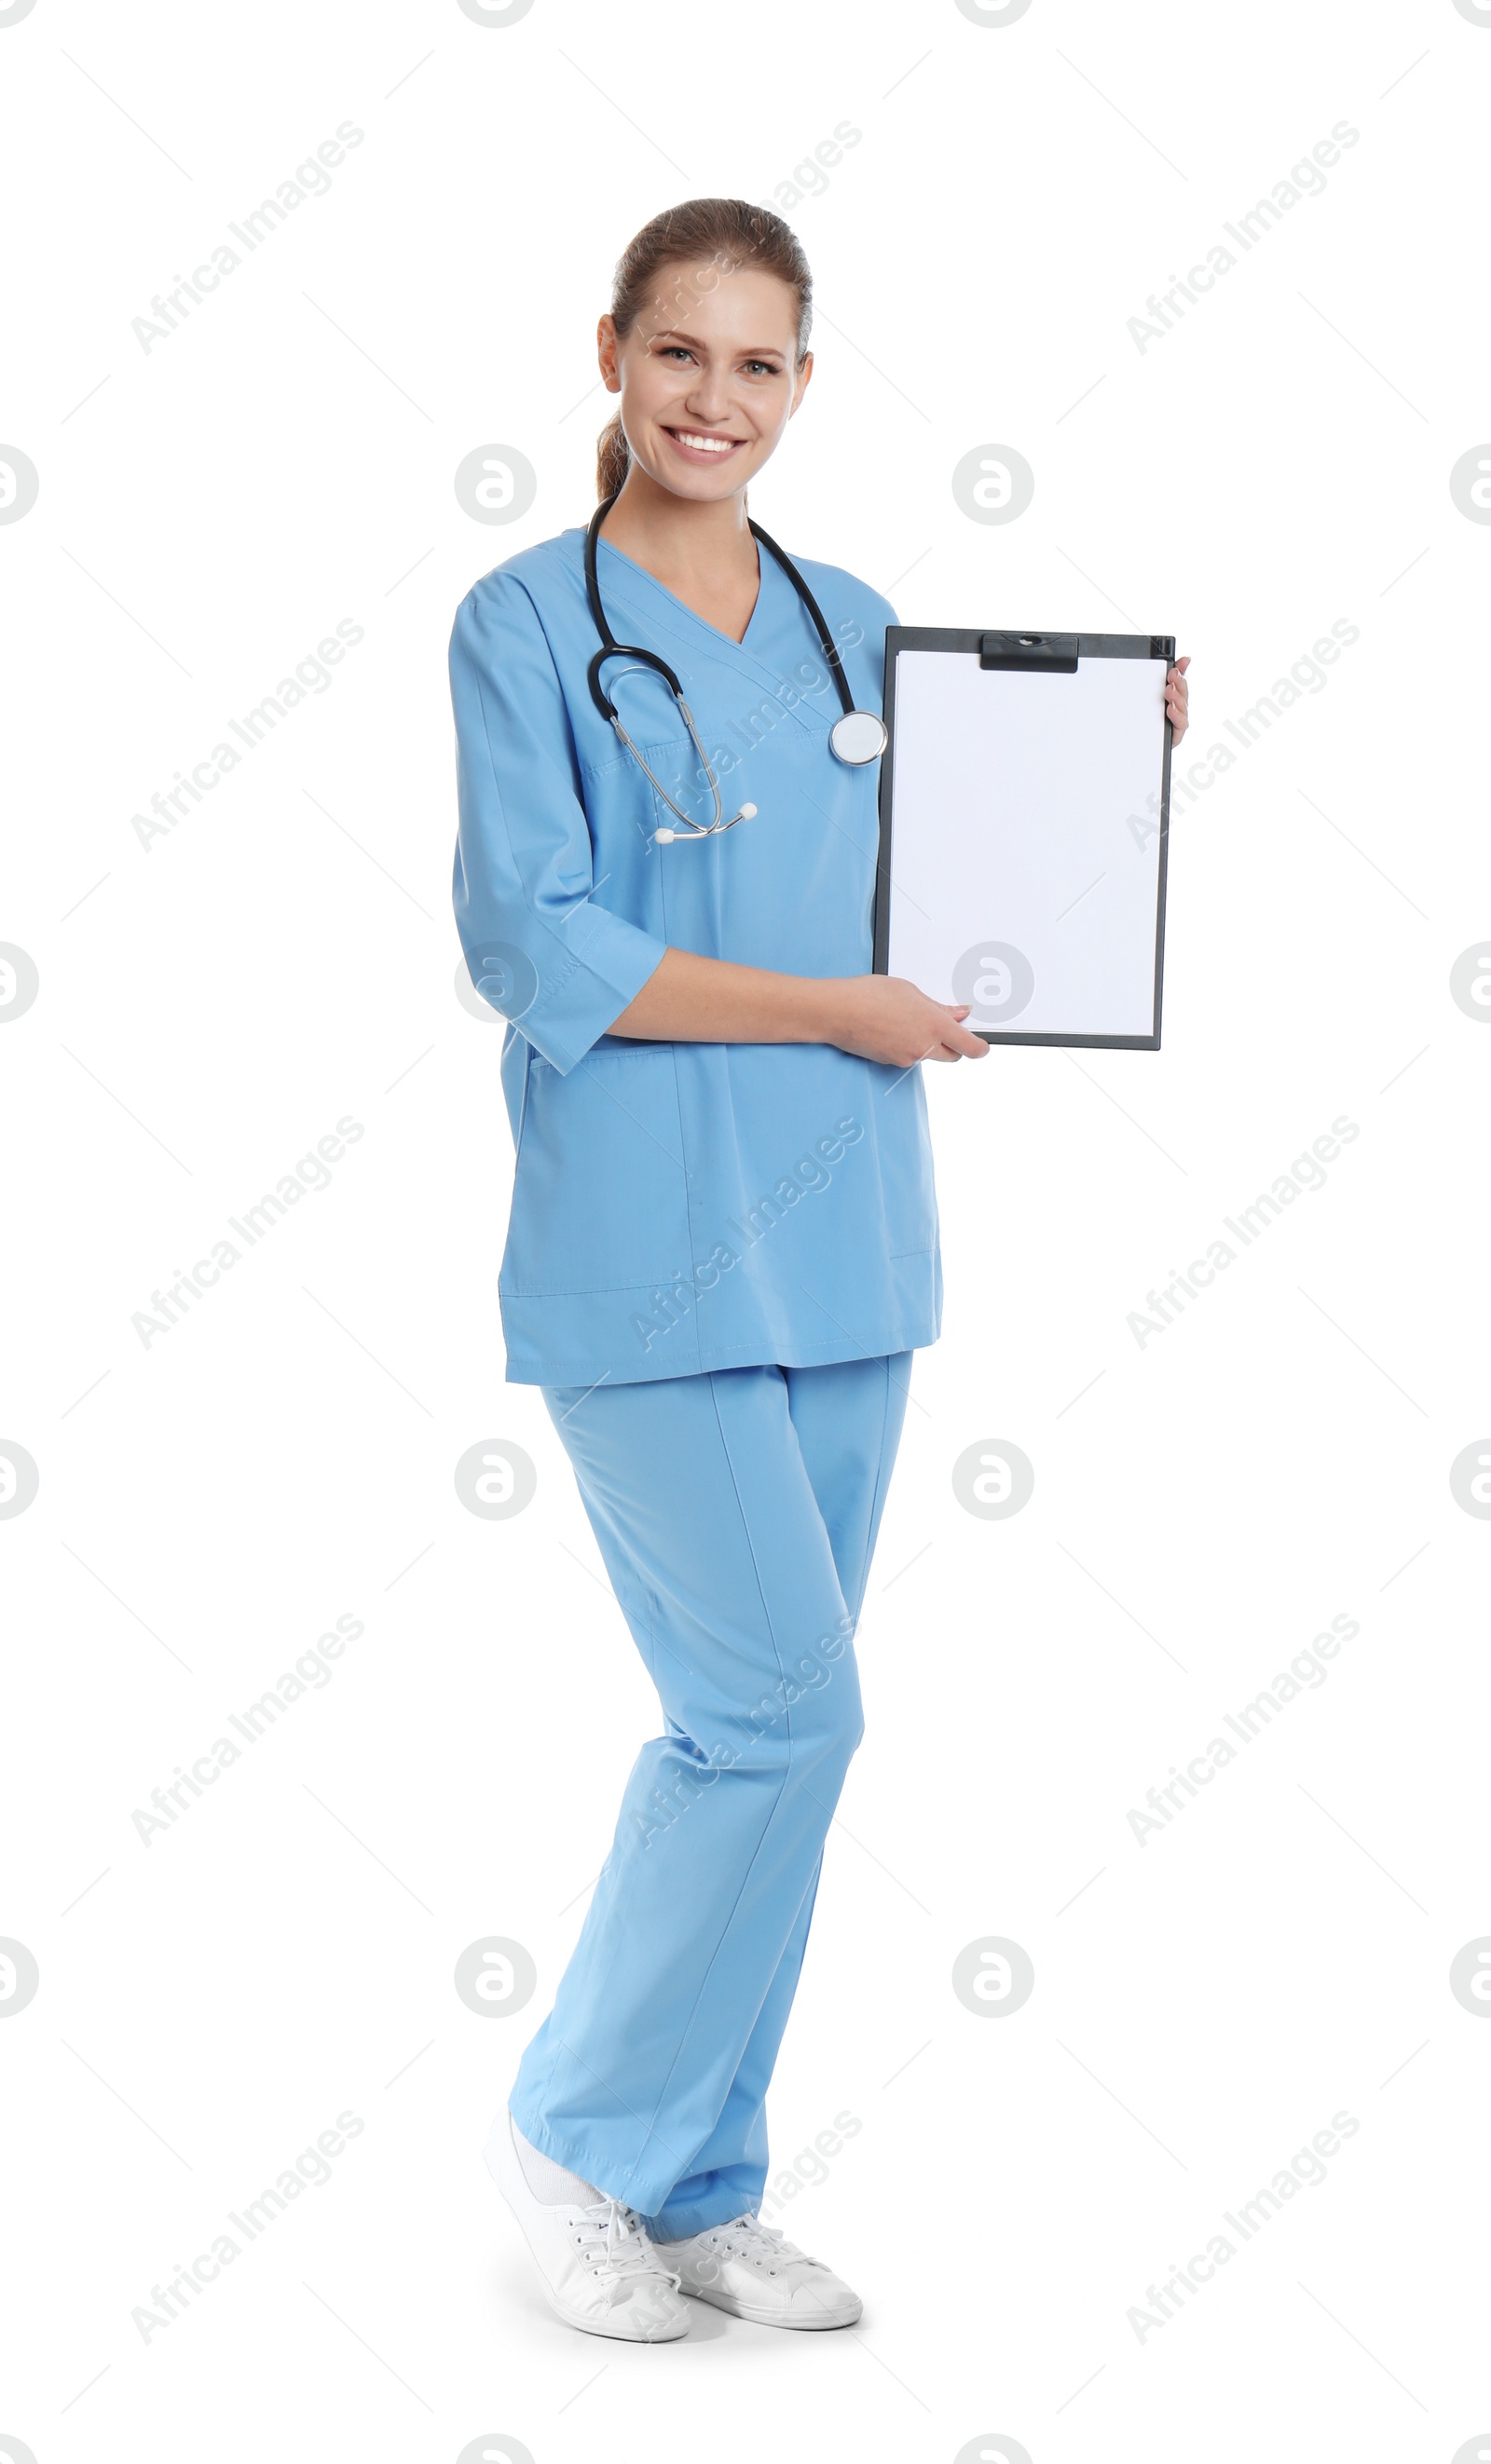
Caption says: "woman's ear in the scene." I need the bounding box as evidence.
[597,313,622,395]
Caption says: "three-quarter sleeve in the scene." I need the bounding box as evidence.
[449,574,669,1074]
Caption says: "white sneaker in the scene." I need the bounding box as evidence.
[484,2112,691,2343]
[654,2212,863,2329]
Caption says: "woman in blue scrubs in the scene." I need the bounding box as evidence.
[452,198,1189,2343]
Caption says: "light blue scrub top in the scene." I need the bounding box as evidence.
[449,524,942,1388]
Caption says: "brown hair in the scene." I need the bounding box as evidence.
[596,199,813,501]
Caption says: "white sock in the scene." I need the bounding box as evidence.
[513,2118,604,2208]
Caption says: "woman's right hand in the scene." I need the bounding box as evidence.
[824,975,989,1067]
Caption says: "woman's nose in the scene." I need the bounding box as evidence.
[683,375,736,425]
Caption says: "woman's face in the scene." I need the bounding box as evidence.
[598,261,812,500]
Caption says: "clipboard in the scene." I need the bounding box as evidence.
[873,628,1175,1049]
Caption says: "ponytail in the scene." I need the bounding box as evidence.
[596,410,630,503]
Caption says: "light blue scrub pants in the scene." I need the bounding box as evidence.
[508,1354,910,2241]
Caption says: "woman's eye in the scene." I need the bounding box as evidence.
[743,361,779,378]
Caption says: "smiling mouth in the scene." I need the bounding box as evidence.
[662,427,746,459]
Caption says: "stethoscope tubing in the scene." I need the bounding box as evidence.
[581,495,882,841]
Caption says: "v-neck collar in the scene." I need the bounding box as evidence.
[562,524,828,748]
[592,527,772,657]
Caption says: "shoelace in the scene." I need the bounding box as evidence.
[703,2214,820,2274]
[575,2197,682,2291]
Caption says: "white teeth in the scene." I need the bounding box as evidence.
[672,430,734,453]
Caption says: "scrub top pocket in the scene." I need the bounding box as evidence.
[499,1043,691,1300]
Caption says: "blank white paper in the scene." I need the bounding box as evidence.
[884,648,1169,1040]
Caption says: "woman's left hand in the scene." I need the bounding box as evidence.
[1166,656,1191,746]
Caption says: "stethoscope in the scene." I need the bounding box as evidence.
[583,494,888,844]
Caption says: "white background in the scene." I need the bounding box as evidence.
[3,2,1489,2459]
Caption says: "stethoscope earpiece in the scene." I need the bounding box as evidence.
[583,498,883,843]
[656,802,755,848]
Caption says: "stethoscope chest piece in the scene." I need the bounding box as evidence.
[829,709,889,766]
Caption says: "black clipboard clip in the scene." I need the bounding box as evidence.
[979,632,1080,674]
